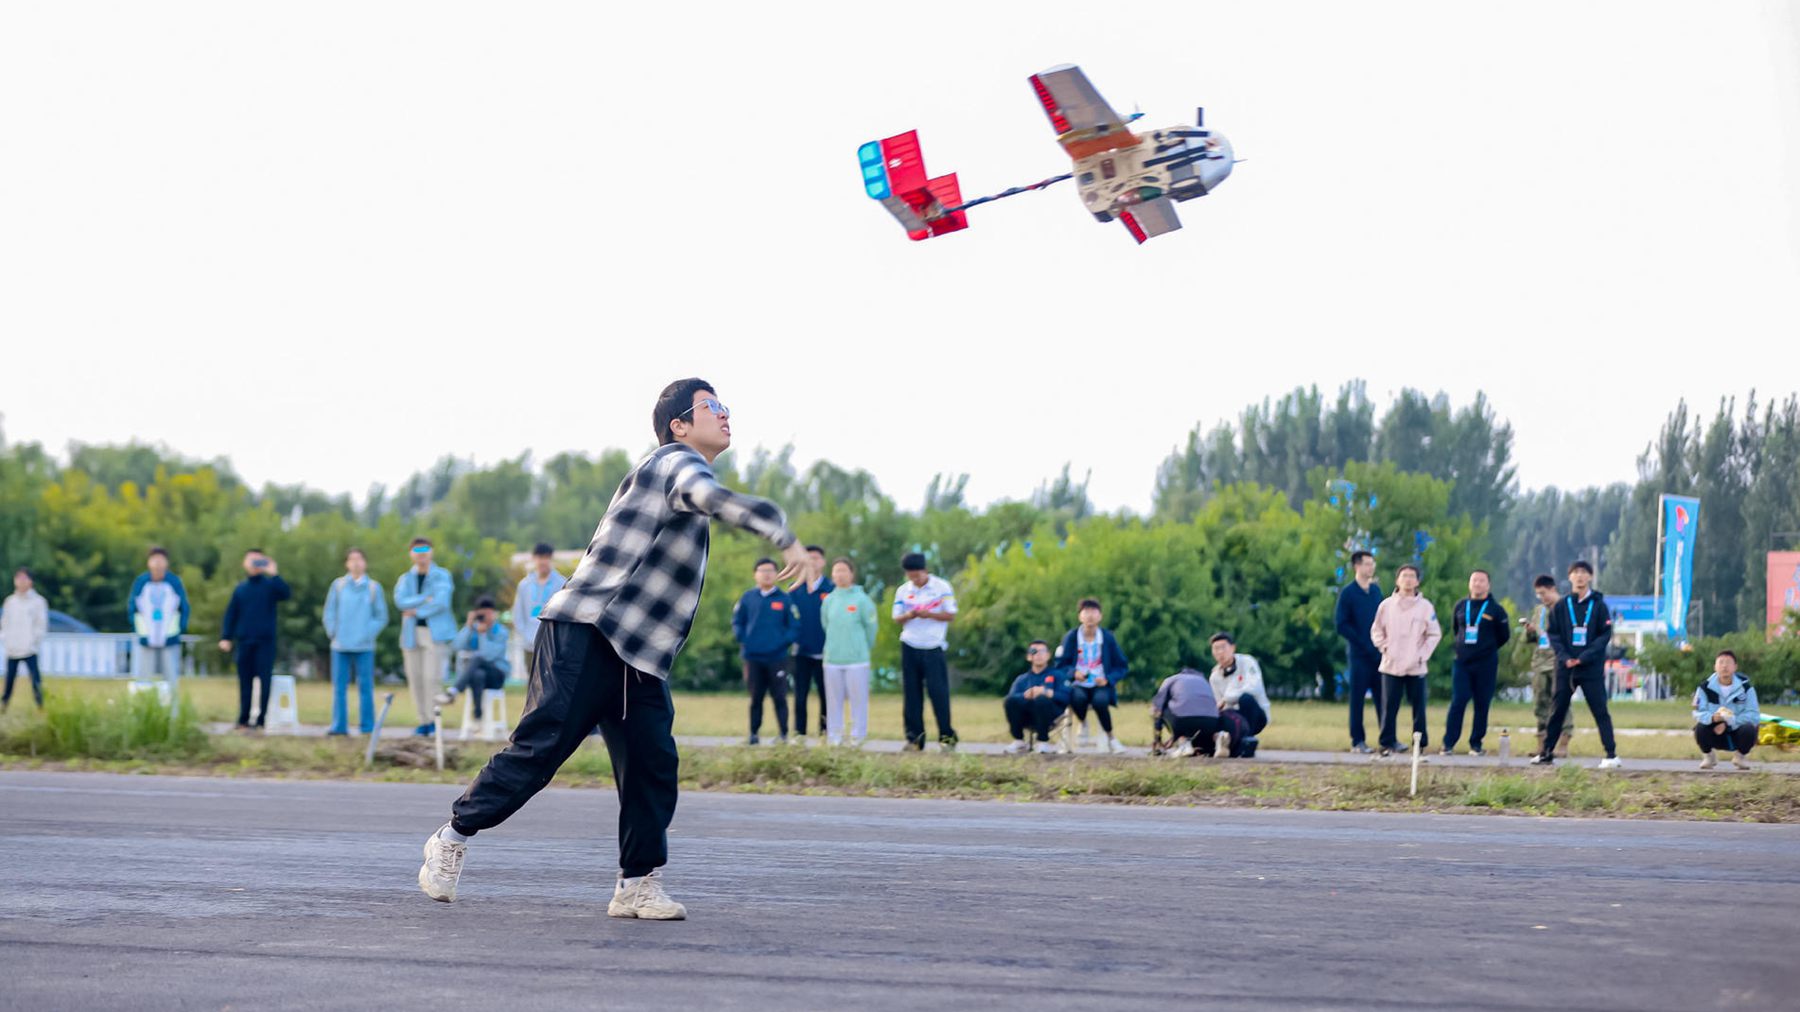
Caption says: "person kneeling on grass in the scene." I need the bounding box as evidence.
[1003,641,1070,754]
[1151,667,1224,758]
[1693,649,1759,771]
[436,596,510,721]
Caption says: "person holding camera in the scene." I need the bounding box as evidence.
[436,596,512,722]
[221,548,291,729]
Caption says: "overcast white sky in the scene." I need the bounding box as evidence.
[3,1,1797,513]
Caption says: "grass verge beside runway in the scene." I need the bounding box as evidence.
[4,730,1796,822]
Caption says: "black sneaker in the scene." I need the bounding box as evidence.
[1528,754,1554,766]
[746,735,760,746]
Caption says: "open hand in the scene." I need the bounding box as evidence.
[776,541,808,583]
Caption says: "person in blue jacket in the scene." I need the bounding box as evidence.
[1693,649,1760,770]
[436,596,511,722]
[128,546,191,692]
[394,537,457,736]
[1333,550,1385,753]
[322,547,389,735]
[1002,640,1069,753]
[785,545,835,742]
[732,558,798,744]
[220,548,292,729]
[1056,598,1130,753]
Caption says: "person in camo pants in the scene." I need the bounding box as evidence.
[1524,575,1573,757]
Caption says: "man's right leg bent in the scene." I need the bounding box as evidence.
[449,621,610,836]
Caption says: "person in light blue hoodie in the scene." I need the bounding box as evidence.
[1692,649,1760,770]
[322,547,389,735]
[435,596,511,722]
[128,547,190,691]
[514,542,567,675]
[394,537,457,736]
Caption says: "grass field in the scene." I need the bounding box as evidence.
[22,675,1795,763]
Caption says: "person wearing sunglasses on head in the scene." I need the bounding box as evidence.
[420,378,807,922]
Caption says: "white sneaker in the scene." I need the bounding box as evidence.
[1076,722,1092,747]
[1699,752,1717,770]
[1035,742,1059,754]
[433,691,454,707]
[793,734,808,747]
[1213,731,1232,758]
[1597,757,1623,770]
[418,826,466,903]
[1106,736,1128,755]
[826,736,844,747]
[848,738,865,750]
[1050,739,1071,755]
[1173,738,1195,758]
[1002,739,1029,754]
[1731,753,1751,770]
[608,870,686,920]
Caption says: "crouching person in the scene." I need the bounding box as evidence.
[1004,641,1069,754]
[1693,649,1759,771]
[1151,667,1222,757]
[436,596,511,721]
[1208,632,1272,738]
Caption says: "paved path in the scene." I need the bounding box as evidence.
[2,770,1796,1010]
[207,722,1799,775]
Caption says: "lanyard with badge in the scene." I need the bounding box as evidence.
[1568,596,1593,648]
[1536,606,1550,648]
[1463,600,1488,645]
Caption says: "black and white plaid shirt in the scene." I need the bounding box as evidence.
[539,442,795,679]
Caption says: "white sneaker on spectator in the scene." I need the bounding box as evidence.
[1597,756,1623,770]
[1002,739,1030,754]
[1698,752,1716,770]
[826,736,844,747]
[1173,738,1195,758]
[1035,742,1059,754]
[1731,753,1751,770]
[418,826,465,903]
[433,690,454,707]
[1050,739,1072,755]
[1213,731,1232,758]
[1106,736,1128,754]
[849,738,865,750]
[608,870,686,920]
[1076,722,1092,747]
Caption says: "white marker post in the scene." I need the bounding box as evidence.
[1410,731,1423,797]
[433,705,444,772]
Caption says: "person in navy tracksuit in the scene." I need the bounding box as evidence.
[1334,550,1384,753]
[732,558,798,744]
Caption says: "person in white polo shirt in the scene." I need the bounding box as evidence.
[893,552,958,750]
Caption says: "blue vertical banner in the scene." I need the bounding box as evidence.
[1661,495,1700,640]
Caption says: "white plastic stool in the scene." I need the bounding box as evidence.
[460,689,509,742]
[127,680,173,706]
[264,674,301,733]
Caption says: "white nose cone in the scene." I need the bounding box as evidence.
[1198,131,1234,192]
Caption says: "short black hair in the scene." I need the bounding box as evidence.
[410,536,432,549]
[345,547,365,561]
[1209,632,1235,646]
[1027,639,1050,652]
[1078,597,1102,612]
[1533,574,1556,589]
[1568,560,1594,576]
[805,544,825,555]
[473,595,497,610]
[532,542,554,557]
[1717,649,1738,662]
[901,552,927,572]
[753,558,777,571]
[244,547,265,556]
[147,546,169,561]
[1470,568,1489,578]
[1350,549,1373,566]
[13,566,32,580]
[653,377,715,446]
[1397,563,1421,579]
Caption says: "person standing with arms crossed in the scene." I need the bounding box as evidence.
[418,378,805,919]
[1369,563,1441,758]
[1440,569,1510,755]
[1521,575,1574,758]
[394,538,456,737]
[893,552,958,750]
[1531,560,1620,769]
[1334,550,1384,754]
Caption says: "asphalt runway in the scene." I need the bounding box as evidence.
[2,771,1794,1011]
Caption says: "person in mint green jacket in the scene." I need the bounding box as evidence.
[820,557,879,746]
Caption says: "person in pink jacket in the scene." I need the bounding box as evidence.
[1369,563,1442,757]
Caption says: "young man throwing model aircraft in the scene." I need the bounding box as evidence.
[419,379,805,919]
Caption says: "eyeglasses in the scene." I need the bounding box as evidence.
[677,397,729,420]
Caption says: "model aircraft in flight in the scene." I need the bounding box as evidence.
[859,64,1237,245]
